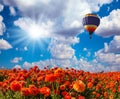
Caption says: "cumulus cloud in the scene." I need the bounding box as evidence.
[94,43,120,72]
[21,49,120,72]
[0,4,4,12]
[96,53,120,71]
[9,6,16,16]
[49,36,79,59]
[96,9,120,37]
[22,56,120,72]
[86,0,113,12]
[24,46,28,51]
[0,15,5,36]
[14,18,54,38]
[23,61,34,69]
[0,39,12,50]
[98,36,120,53]
[23,57,79,69]
[13,65,21,69]
[15,48,18,51]
[107,36,120,53]
[89,35,120,72]
[11,57,22,63]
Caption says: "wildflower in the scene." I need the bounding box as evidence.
[96,93,100,98]
[20,81,26,87]
[118,85,120,92]
[64,94,71,99]
[109,94,114,99]
[2,82,7,89]
[20,88,30,96]
[10,81,21,92]
[112,89,116,93]
[87,82,93,89]
[0,82,3,87]
[64,81,70,87]
[73,80,85,92]
[62,91,68,97]
[60,84,66,90]
[37,76,45,82]
[77,95,86,99]
[54,68,65,77]
[29,84,39,96]
[45,74,57,82]
[39,87,50,97]
[104,91,108,98]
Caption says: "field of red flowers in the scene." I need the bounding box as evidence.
[0,66,120,99]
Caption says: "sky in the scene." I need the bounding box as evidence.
[0,0,120,72]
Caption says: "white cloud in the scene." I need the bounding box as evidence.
[87,52,91,57]
[21,52,120,72]
[0,15,5,36]
[23,61,34,69]
[15,48,18,51]
[99,36,120,53]
[6,32,10,38]
[107,7,110,12]
[96,9,120,37]
[24,57,79,69]
[95,52,115,64]
[49,36,79,59]
[94,46,120,71]
[40,54,43,57]
[13,65,21,69]
[86,0,113,12]
[83,48,87,51]
[0,39,12,50]
[83,48,91,57]
[9,6,16,16]
[14,18,54,38]
[90,35,120,72]
[107,36,120,53]
[11,57,22,63]
[50,43,75,59]
[0,4,4,12]
[24,46,28,51]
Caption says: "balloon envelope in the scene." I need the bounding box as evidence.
[82,13,100,38]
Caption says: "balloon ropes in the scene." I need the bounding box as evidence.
[82,13,100,39]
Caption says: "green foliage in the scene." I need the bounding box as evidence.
[0,73,7,81]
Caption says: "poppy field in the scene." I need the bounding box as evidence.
[0,66,120,99]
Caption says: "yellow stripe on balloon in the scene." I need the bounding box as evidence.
[84,14,99,18]
[84,25,97,33]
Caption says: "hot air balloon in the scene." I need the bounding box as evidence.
[82,13,100,39]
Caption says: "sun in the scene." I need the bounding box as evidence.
[12,21,51,51]
[27,23,49,40]
[28,25,41,39]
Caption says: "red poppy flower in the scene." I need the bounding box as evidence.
[39,87,50,97]
[20,88,30,96]
[10,81,21,92]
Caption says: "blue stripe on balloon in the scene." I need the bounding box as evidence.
[82,16,100,26]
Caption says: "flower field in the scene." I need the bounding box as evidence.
[0,66,120,99]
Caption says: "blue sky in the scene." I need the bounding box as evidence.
[0,0,120,72]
